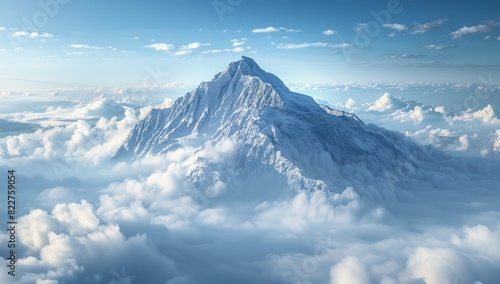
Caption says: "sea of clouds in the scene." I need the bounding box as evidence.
[306,82,500,158]
[0,85,499,284]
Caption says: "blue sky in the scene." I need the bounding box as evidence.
[0,0,499,90]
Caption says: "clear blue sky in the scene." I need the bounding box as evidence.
[0,0,499,90]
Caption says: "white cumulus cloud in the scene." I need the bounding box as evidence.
[322,29,337,35]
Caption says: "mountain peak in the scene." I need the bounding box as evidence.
[116,57,435,190]
[236,56,260,75]
[230,56,262,76]
[240,55,257,65]
[215,56,260,78]
[211,56,289,94]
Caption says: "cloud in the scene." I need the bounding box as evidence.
[11,201,179,283]
[231,47,246,52]
[202,49,223,54]
[52,200,100,235]
[330,257,370,284]
[0,97,138,165]
[401,247,467,284]
[18,209,57,250]
[386,54,426,59]
[494,130,500,153]
[455,134,470,151]
[233,41,245,47]
[410,19,447,34]
[144,43,174,51]
[383,23,407,37]
[12,31,53,38]
[283,28,302,32]
[253,27,280,33]
[179,42,210,50]
[172,50,192,56]
[156,98,174,109]
[353,90,500,157]
[37,186,77,206]
[252,26,301,33]
[452,225,500,258]
[0,27,5,31]
[383,23,407,32]
[451,104,498,123]
[322,29,337,35]
[201,47,247,53]
[344,98,357,109]
[424,44,456,50]
[451,24,492,39]
[277,42,352,49]
[70,44,105,49]
[368,93,406,112]
[254,188,381,232]
[2,87,500,284]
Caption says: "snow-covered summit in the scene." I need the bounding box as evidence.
[211,56,290,93]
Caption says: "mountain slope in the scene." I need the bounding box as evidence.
[115,57,444,193]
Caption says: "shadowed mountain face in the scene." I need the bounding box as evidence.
[115,57,445,193]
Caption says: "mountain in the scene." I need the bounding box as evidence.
[115,57,444,194]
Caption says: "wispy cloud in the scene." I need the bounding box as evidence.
[224,47,246,53]
[424,44,456,50]
[170,42,213,55]
[13,31,53,38]
[172,50,192,56]
[322,29,337,36]
[70,44,105,50]
[410,19,447,34]
[451,24,492,39]
[144,43,174,51]
[202,47,247,54]
[0,27,5,31]
[386,54,426,59]
[179,42,210,50]
[202,49,222,54]
[221,29,243,33]
[253,27,279,33]
[383,23,407,32]
[277,42,352,49]
[252,27,301,33]
[383,23,408,37]
[231,38,247,47]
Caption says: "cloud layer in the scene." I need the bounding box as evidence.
[0,89,499,283]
